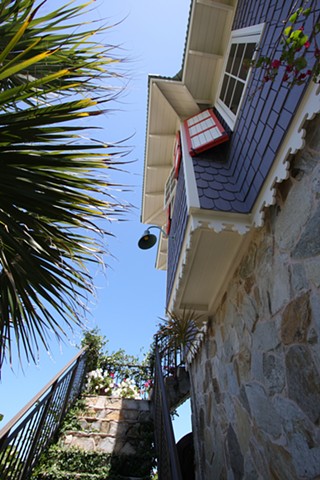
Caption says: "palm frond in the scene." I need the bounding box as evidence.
[0,0,127,368]
[157,310,205,359]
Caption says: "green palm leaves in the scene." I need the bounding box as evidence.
[0,0,126,368]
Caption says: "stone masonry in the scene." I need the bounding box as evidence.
[189,115,320,479]
[63,396,152,456]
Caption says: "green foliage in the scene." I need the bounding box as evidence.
[0,0,127,368]
[250,1,319,91]
[157,309,204,359]
[59,399,86,433]
[81,328,107,372]
[31,403,155,479]
[81,329,152,398]
[32,445,155,479]
[0,444,24,479]
[32,446,113,478]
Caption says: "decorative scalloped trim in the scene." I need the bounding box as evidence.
[169,212,251,309]
[251,81,320,227]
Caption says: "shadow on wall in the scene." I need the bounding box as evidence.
[176,432,195,480]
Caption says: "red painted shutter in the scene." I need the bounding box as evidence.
[184,109,229,156]
[166,205,171,235]
[173,131,182,178]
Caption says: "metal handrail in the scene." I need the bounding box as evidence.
[0,347,87,480]
[152,342,182,480]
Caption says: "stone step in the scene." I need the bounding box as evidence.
[62,430,145,455]
[84,396,150,413]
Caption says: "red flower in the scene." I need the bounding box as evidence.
[271,59,281,69]
[304,41,310,48]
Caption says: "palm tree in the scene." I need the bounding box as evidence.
[0,0,126,368]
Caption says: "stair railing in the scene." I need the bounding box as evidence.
[152,340,182,480]
[0,347,87,480]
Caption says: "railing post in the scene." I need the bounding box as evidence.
[152,341,183,480]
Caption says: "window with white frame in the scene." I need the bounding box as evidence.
[217,23,264,128]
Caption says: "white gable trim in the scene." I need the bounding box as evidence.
[180,122,200,209]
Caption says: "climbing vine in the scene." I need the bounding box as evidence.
[249,2,319,88]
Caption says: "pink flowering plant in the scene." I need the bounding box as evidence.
[82,329,153,399]
[85,368,115,396]
[85,368,151,398]
[249,3,319,87]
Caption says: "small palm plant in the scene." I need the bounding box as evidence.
[157,309,204,362]
[0,0,126,368]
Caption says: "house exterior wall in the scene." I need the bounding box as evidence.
[188,115,320,479]
[166,162,188,305]
[193,0,320,214]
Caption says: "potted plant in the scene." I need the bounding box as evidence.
[157,309,204,366]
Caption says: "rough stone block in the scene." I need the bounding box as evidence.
[286,345,320,424]
[274,177,313,252]
[281,292,311,345]
[97,435,118,453]
[292,203,320,259]
[262,352,285,395]
[244,383,282,438]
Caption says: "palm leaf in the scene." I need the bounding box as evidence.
[0,0,127,369]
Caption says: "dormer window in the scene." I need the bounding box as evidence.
[217,24,264,129]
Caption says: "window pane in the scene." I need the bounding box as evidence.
[239,42,256,80]
[225,76,236,108]
[220,75,229,102]
[231,43,245,77]
[226,44,237,73]
[230,81,244,114]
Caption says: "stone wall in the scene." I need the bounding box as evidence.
[189,115,320,479]
[63,396,152,456]
[33,396,154,479]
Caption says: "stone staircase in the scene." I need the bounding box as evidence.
[32,396,154,480]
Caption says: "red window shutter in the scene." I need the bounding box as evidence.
[166,205,171,235]
[173,131,182,178]
[184,109,229,156]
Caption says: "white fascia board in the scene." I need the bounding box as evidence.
[180,122,200,209]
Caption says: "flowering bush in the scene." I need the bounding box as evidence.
[81,329,153,399]
[112,378,141,399]
[85,369,115,396]
[85,368,151,399]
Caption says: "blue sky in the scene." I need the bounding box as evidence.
[0,0,191,441]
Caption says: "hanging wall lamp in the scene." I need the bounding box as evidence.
[138,226,168,250]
